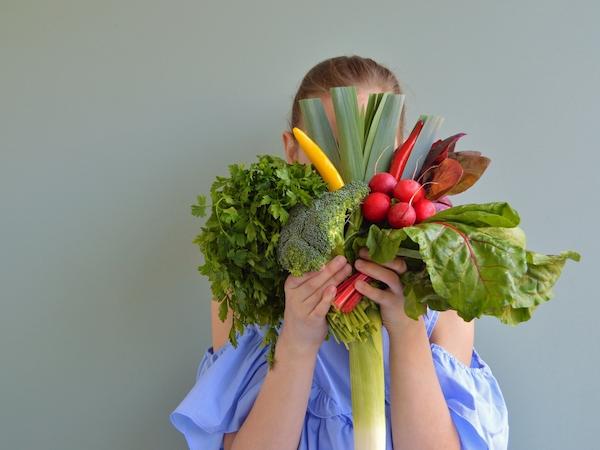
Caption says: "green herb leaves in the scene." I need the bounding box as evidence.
[192,155,327,364]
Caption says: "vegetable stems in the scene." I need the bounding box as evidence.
[348,307,386,450]
[333,272,371,312]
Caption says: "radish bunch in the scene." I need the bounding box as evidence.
[362,172,436,228]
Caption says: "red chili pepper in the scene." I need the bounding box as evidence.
[333,272,371,312]
[388,119,425,180]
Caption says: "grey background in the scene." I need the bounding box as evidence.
[1,1,597,449]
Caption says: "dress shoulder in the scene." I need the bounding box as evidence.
[170,325,269,450]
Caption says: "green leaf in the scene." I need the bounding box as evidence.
[363,93,404,180]
[220,206,239,224]
[425,202,520,228]
[365,224,407,263]
[191,195,207,217]
[299,98,340,168]
[401,270,450,319]
[331,86,365,181]
[510,250,581,309]
[402,221,527,321]
[191,154,327,367]
[478,226,527,248]
[218,298,229,322]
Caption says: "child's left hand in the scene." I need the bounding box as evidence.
[353,247,420,335]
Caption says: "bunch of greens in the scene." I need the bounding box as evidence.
[191,154,327,363]
[356,202,580,323]
[277,86,579,450]
[191,86,579,450]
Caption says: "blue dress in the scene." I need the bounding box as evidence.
[170,309,509,449]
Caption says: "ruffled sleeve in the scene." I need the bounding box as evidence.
[431,343,509,450]
[170,325,269,450]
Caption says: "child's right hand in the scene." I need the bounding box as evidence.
[279,255,352,357]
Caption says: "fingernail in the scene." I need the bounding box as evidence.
[355,259,363,268]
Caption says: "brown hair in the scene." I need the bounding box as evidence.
[288,55,406,139]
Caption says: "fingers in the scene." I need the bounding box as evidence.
[284,269,323,290]
[296,255,350,297]
[358,248,407,275]
[309,285,336,318]
[301,262,351,311]
[354,258,403,295]
[354,278,394,305]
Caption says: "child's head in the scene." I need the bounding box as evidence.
[283,55,406,164]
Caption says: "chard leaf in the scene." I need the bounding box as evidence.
[424,202,520,228]
[426,158,464,200]
[394,203,579,324]
[364,224,407,263]
[419,133,466,179]
[402,221,527,321]
[491,250,580,325]
[478,226,527,248]
[446,152,491,195]
[401,270,450,319]
[511,250,581,309]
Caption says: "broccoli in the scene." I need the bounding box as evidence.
[277,180,370,276]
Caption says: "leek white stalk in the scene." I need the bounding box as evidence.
[348,307,386,450]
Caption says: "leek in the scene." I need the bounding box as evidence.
[301,86,405,450]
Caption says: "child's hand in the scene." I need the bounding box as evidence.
[353,248,416,335]
[280,255,352,357]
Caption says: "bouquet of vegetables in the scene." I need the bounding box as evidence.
[192,86,579,449]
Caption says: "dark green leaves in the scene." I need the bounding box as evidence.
[364,224,407,264]
[193,155,327,364]
[424,202,520,228]
[362,202,580,324]
[403,220,527,321]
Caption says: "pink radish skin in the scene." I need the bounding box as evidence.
[414,199,437,223]
[362,192,391,223]
[393,179,425,203]
[387,202,416,228]
[368,172,398,196]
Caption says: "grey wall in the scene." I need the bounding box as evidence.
[1,1,597,449]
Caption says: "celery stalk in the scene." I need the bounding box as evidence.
[348,307,386,450]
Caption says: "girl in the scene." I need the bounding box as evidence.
[171,56,509,450]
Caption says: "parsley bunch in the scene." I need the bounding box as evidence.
[192,155,327,363]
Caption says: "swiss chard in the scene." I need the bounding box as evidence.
[363,202,580,323]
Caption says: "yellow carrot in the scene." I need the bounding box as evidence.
[292,127,344,191]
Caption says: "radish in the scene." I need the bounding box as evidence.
[368,172,397,196]
[393,179,425,204]
[387,202,416,228]
[413,199,437,222]
[362,192,391,223]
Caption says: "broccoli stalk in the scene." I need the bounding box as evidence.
[276,181,370,276]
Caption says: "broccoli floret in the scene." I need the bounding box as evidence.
[277,180,369,276]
